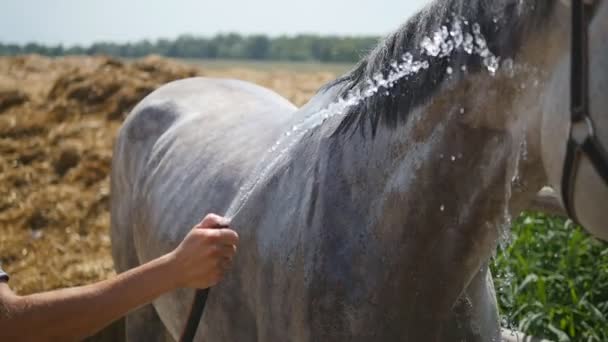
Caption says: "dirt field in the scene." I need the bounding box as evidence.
[0,55,338,340]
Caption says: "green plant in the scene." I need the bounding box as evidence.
[492,213,608,341]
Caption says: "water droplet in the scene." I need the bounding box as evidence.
[502,58,515,77]
[450,19,464,48]
[451,155,456,162]
[440,205,445,212]
[401,52,413,64]
[440,40,455,57]
[440,25,450,41]
[446,66,453,75]
[472,23,481,35]
[421,36,441,57]
[484,56,500,75]
[463,33,474,54]
[460,107,465,114]
[390,61,400,72]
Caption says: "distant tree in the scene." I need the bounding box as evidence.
[47,45,65,56]
[65,45,85,55]
[23,42,46,54]
[155,38,172,56]
[246,35,270,60]
[0,43,22,55]
[0,34,380,63]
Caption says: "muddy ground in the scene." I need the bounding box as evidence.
[0,55,337,340]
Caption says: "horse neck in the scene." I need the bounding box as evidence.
[314,0,570,237]
[299,6,571,294]
[280,0,570,227]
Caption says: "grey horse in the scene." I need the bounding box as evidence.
[111,0,608,341]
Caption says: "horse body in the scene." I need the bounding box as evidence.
[111,0,608,341]
[113,78,508,341]
[112,78,502,341]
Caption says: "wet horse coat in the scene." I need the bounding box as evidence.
[111,0,608,341]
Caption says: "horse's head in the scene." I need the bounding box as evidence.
[541,0,608,240]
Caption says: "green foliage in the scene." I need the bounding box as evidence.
[492,213,608,341]
[0,34,379,63]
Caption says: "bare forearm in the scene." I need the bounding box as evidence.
[0,214,238,341]
[1,252,180,341]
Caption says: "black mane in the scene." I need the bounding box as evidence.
[328,0,556,136]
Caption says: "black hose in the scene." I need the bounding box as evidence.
[179,289,210,342]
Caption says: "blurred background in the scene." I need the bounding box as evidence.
[0,1,606,341]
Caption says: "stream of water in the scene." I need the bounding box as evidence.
[225,16,503,218]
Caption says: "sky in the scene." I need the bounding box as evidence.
[1,0,431,46]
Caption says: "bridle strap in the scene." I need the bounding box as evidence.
[562,0,608,224]
[571,0,590,124]
[581,132,608,188]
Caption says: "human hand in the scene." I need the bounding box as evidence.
[170,214,239,289]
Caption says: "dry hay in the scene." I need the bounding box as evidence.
[0,54,337,296]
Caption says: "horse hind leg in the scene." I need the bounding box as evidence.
[111,180,171,342]
[111,211,169,342]
[110,212,169,342]
[111,187,171,341]
[111,205,169,342]
[111,99,183,341]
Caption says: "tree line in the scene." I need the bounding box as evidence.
[0,33,381,63]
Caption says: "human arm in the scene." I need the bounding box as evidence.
[0,214,238,342]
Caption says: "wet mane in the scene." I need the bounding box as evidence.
[328,0,556,136]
